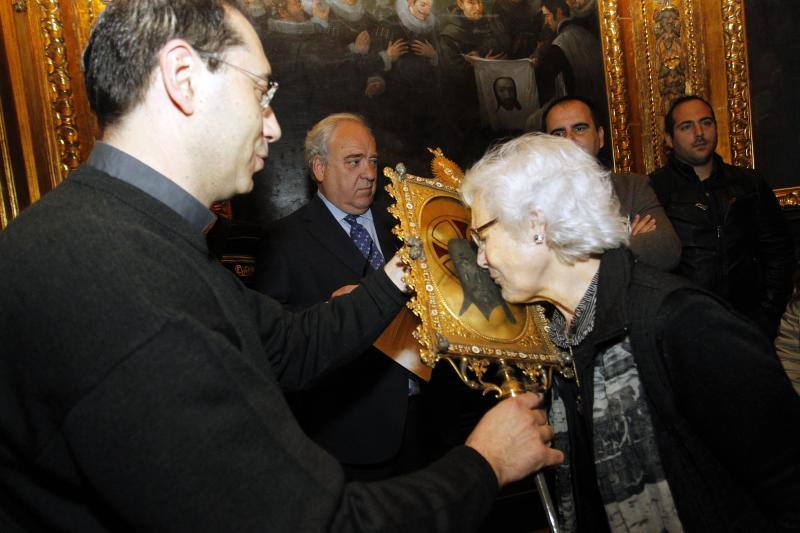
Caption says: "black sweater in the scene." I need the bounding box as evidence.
[0,165,498,532]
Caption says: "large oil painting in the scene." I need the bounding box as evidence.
[237,0,609,225]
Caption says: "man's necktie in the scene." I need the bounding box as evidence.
[344,214,385,271]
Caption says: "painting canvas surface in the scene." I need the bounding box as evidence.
[240,0,609,225]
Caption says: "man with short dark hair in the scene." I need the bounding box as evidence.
[0,1,562,530]
[650,95,794,339]
[543,95,681,270]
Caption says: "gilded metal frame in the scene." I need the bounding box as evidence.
[384,162,570,396]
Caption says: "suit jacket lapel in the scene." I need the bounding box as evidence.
[302,195,370,277]
[373,202,402,258]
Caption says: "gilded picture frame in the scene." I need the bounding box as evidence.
[384,158,570,394]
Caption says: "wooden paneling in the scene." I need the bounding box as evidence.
[0,0,102,229]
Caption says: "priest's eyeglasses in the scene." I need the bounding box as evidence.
[203,54,278,111]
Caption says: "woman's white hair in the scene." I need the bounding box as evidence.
[461,133,629,264]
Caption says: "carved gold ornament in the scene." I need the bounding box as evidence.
[386,154,573,532]
[385,159,572,396]
[36,0,82,179]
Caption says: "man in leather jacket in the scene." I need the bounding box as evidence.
[649,95,794,340]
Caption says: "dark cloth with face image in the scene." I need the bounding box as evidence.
[549,247,800,532]
[649,153,794,339]
[0,158,507,532]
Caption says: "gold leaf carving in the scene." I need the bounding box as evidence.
[774,187,800,209]
[721,0,753,168]
[36,0,81,181]
[598,0,633,173]
[631,0,661,171]
[654,3,684,123]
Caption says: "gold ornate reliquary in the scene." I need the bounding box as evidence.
[384,151,574,398]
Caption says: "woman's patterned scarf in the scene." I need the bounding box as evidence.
[548,274,683,532]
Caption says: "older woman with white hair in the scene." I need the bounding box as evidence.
[461,133,800,533]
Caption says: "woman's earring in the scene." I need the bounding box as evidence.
[533,234,544,245]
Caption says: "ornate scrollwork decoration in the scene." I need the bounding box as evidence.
[721,0,754,168]
[633,0,661,172]
[680,0,704,97]
[36,0,82,182]
[653,4,684,120]
[597,0,632,174]
[87,0,96,25]
[774,187,800,210]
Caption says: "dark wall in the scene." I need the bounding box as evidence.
[746,0,800,189]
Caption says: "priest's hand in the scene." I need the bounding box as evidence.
[466,392,563,487]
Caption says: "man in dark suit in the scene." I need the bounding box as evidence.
[256,113,429,480]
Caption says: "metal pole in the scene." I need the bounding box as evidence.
[499,364,561,533]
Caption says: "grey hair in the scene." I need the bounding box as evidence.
[461,133,629,265]
[304,113,371,171]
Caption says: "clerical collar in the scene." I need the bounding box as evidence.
[396,0,437,33]
[87,141,216,234]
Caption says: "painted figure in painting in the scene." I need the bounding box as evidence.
[369,0,443,166]
[438,0,510,158]
[494,76,522,111]
[566,0,598,36]
[535,0,605,125]
[487,0,544,58]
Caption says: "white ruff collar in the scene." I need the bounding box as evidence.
[328,0,366,21]
[396,0,436,33]
[267,18,319,34]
